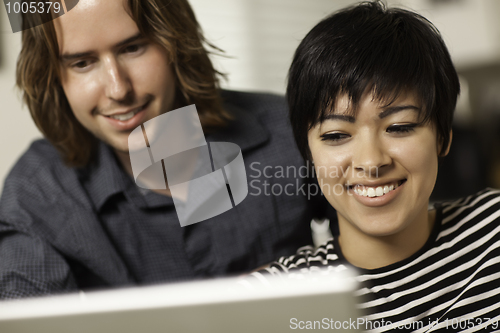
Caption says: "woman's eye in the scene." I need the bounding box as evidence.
[386,124,418,134]
[320,132,350,142]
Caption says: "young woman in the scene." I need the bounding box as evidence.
[253,2,500,332]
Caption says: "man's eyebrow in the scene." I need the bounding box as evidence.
[378,105,420,119]
[60,33,144,62]
[322,114,355,123]
[114,33,144,49]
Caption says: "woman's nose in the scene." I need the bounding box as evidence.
[352,136,391,177]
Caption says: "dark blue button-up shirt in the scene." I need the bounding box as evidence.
[0,91,329,299]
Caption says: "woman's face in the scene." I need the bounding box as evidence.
[308,91,444,240]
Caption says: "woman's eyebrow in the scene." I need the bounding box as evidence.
[378,105,420,119]
[321,105,419,123]
[322,114,355,123]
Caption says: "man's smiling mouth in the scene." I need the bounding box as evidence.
[108,109,141,121]
[103,101,150,121]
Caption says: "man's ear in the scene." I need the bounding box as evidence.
[439,130,453,157]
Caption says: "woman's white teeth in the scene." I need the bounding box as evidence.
[354,184,396,197]
[110,111,136,121]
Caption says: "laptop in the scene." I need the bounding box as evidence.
[0,269,361,333]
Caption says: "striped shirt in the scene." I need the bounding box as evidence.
[253,188,500,332]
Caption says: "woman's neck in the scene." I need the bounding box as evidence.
[337,208,436,270]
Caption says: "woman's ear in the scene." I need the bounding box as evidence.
[439,130,453,157]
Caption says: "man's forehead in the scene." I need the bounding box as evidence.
[54,0,135,54]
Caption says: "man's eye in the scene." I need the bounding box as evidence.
[320,132,350,142]
[386,124,418,134]
[72,60,91,69]
[123,44,141,53]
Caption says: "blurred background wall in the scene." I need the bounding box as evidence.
[0,0,499,199]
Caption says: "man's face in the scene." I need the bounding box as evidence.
[308,91,441,241]
[55,0,177,154]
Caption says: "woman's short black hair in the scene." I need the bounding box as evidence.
[287,0,460,160]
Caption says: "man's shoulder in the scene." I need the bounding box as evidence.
[20,138,61,161]
[6,139,66,180]
[1,139,78,208]
[0,139,76,226]
[220,90,293,140]
[221,89,286,104]
[220,90,287,118]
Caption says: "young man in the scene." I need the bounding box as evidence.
[251,1,500,331]
[0,0,326,299]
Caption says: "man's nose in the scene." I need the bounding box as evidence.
[352,135,391,177]
[103,57,132,102]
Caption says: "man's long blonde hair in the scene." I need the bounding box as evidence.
[17,0,229,167]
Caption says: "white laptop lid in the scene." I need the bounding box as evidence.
[0,269,361,333]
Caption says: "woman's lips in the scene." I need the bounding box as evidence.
[352,179,406,197]
[348,179,407,207]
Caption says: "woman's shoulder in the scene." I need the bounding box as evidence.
[261,239,341,276]
[244,239,348,288]
[438,188,500,223]
[435,188,500,249]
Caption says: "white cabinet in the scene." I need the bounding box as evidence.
[388,0,500,69]
[189,0,500,92]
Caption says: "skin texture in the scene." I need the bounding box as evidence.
[308,91,451,269]
[54,0,177,175]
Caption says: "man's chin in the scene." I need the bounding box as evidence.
[100,138,130,157]
[110,144,131,156]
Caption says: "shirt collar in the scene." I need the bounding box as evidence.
[79,142,127,211]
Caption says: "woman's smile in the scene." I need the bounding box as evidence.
[349,179,407,207]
